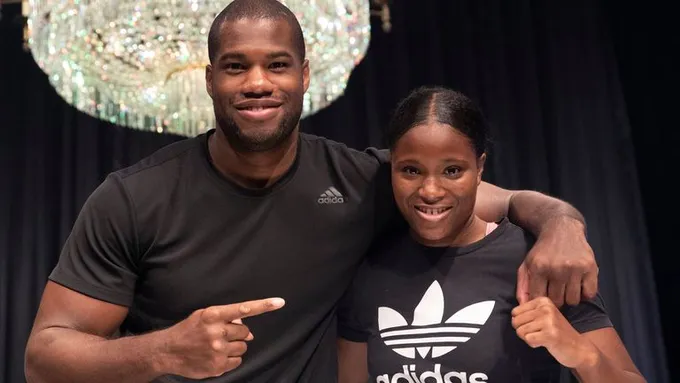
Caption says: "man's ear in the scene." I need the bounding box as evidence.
[302,59,310,93]
[206,64,214,99]
[477,153,487,185]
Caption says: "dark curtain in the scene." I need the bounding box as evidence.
[0,0,672,382]
[604,1,680,379]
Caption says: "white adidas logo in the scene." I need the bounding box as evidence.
[379,281,495,359]
[317,186,345,204]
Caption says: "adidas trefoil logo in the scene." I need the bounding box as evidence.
[378,281,495,359]
[317,186,345,204]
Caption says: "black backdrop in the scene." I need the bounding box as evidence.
[1,1,676,382]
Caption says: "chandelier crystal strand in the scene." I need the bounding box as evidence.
[26,0,371,137]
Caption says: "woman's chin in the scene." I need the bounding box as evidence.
[411,229,450,246]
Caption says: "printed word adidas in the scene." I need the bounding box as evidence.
[376,282,493,383]
[317,186,345,204]
[376,364,488,383]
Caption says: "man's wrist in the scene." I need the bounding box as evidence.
[539,215,586,238]
[145,328,173,377]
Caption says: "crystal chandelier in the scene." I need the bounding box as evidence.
[24,0,371,137]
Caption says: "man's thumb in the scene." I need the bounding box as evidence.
[516,263,530,304]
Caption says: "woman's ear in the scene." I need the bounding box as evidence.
[477,153,487,185]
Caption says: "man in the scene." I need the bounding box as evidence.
[24,1,598,382]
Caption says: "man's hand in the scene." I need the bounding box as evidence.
[512,297,598,369]
[157,297,285,379]
[516,217,598,307]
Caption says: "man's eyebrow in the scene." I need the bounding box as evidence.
[216,52,247,63]
[216,51,295,63]
[266,51,294,60]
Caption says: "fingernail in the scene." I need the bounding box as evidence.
[246,332,254,341]
[270,298,285,308]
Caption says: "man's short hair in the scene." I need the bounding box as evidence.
[208,0,306,63]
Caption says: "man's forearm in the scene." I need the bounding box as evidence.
[25,327,169,383]
[507,191,586,237]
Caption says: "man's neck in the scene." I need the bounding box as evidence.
[208,128,299,189]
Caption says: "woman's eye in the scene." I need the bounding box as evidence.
[402,166,420,175]
[444,167,461,176]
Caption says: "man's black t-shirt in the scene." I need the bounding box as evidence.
[49,130,398,382]
[338,219,612,383]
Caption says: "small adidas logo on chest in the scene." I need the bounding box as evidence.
[318,186,345,204]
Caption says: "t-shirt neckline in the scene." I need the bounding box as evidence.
[411,217,511,257]
[198,129,302,198]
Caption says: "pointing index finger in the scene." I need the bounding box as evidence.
[218,298,286,321]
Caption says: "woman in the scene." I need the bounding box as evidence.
[337,87,645,383]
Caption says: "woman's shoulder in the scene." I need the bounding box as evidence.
[485,218,537,254]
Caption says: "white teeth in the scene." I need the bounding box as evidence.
[247,106,265,111]
[417,207,449,215]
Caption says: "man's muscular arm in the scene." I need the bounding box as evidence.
[25,282,283,383]
[475,181,598,307]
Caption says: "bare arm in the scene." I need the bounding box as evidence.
[338,338,368,383]
[24,282,166,383]
[475,181,598,307]
[572,328,646,383]
[23,175,174,382]
[513,297,645,383]
[25,282,283,383]
[475,181,585,233]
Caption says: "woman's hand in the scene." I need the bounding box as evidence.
[511,297,598,369]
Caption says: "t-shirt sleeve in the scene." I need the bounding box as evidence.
[561,293,613,333]
[337,269,371,343]
[364,147,390,165]
[49,173,140,307]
